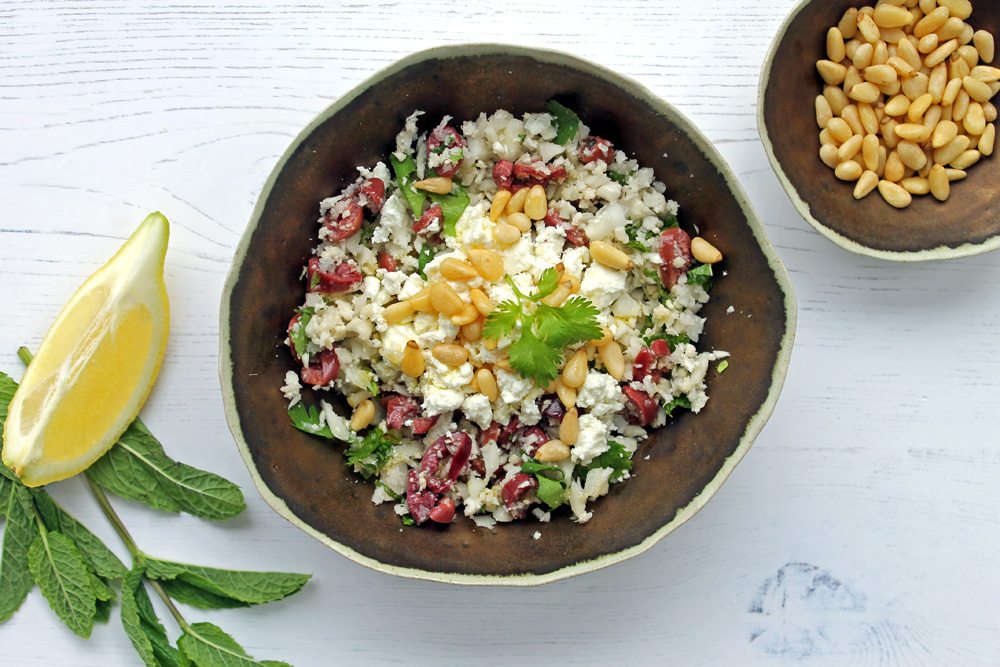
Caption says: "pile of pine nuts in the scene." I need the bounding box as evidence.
[815,0,997,208]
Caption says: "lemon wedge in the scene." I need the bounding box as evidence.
[2,213,170,486]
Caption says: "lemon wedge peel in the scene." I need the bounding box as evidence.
[2,213,170,487]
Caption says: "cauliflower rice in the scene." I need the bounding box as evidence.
[283,104,727,527]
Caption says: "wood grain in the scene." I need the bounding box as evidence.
[2,0,1000,665]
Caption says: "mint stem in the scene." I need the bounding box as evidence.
[146,577,190,632]
[16,346,32,367]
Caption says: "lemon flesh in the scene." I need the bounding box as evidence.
[2,213,170,486]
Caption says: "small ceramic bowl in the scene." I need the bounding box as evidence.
[760,0,1000,261]
[220,44,796,585]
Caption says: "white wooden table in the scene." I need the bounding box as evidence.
[3,1,999,665]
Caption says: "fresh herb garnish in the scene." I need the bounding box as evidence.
[401,514,416,526]
[663,395,692,418]
[661,215,679,229]
[609,170,629,186]
[308,269,320,291]
[345,427,396,479]
[717,360,729,373]
[389,154,470,235]
[377,482,402,501]
[642,331,690,348]
[427,185,470,236]
[359,223,376,245]
[546,100,580,146]
[643,267,670,298]
[575,441,633,482]
[520,458,567,510]
[417,243,436,279]
[685,263,714,290]
[517,133,527,143]
[290,307,314,360]
[287,401,335,438]
[625,220,649,253]
[483,268,602,386]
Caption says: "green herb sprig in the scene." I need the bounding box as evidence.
[0,350,309,666]
[482,268,602,386]
[388,154,470,236]
[545,100,580,146]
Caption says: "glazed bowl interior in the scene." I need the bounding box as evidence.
[221,44,795,585]
[760,0,1000,261]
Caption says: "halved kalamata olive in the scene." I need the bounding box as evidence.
[658,228,692,289]
[579,136,615,164]
[492,160,514,190]
[358,178,385,213]
[384,394,419,430]
[623,386,658,427]
[300,347,340,386]
[414,203,443,235]
[321,199,363,241]
[377,252,397,272]
[306,257,363,293]
[427,125,466,177]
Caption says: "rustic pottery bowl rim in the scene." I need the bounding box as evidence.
[220,43,797,586]
[758,0,1000,262]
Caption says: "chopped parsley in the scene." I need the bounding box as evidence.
[685,263,714,291]
[401,514,416,526]
[483,268,602,386]
[388,154,470,235]
[546,100,580,146]
[287,403,334,439]
[663,395,691,419]
[608,170,630,186]
[518,133,527,144]
[575,441,633,482]
[346,427,396,479]
[661,215,679,229]
[717,360,729,373]
[377,482,401,501]
[625,220,649,253]
[359,224,376,245]
[642,331,690,348]
[290,307,314,359]
[520,458,567,510]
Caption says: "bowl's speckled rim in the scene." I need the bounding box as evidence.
[220,43,797,586]
[758,0,1000,262]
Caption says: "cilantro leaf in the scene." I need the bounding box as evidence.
[575,441,633,482]
[661,215,679,229]
[520,459,566,510]
[389,154,428,218]
[534,297,602,348]
[290,308,313,360]
[508,324,563,387]
[287,403,334,439]
[417,244,436,279]
[427,184,470,237]
[685,263,714,290]
[532,268,561,301]
[625,220,649,252]
[482,300,520,340]
[546,100,580,146]
[643,332,690,348]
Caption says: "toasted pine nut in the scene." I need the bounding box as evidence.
[461,317,483,342]
[965,102,986,136]
[561,348,588,389]
[932,120,959,147]
[839,8,859,40]
[432,343,469,367]
[826,118,854,143]
[918,33,939,55]
[541,280,573,307]
[838,134,865,162]
[816,95,834,128]
[885,94,911,117]
[506,187,529,214]
[929,164,950,201]
[384,301,415,325]
[951,54,972,82]
[925,39,959,68]
[524,184,547,220]
[923,104,943,131]
[413,177,453,194]
[598,341,625,380]
[980,124,996,156]
[451,302,480,326]
[835,160,864,181]
[849,82,881,104]
[820,143,841,169]
[887,56,916,79]
[914,7,949,39]
[535,440,570,463]
[507,211,533,232]
[937,18,966,43]
[429,282,464,316]
[490,190,512,221]
[469,371,480,392]
[559,408,580,447]
[439,257,478,281]
[467,248,505,281]
[407,286,434,312]
[878,179,913,208]
[897,140,928,171]
[900,177,930,195]
[984,102,998,122]
[554,378,577,408]
[898,36,922,71]
[951,149,981,170]
[854,42,876,69]
[873,4,912,29]
[959,46,981,69]
[827,27,846,62]
[401,340,425,378]
[469,287,494,316]
[817,60,848,85]
[592,326,613,347]
[929,63,948,103]
[854,170,880,199]
[974,30,995,64]
[859,103,880,134]
[933,134,971,165]
[590,240,634,271]
[885,151,906,182]
[691,237,723,264]
[563,273,581,294]
[901,72,929,99]
[477,368,498,402]
[483,337,498,351]
[350,399,375,431]
[494,223,521,245]
[937,0,972,21]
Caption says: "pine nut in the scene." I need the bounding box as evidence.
[963,75,994,103]
[877,145,888,178]
[524,184,547,220]
[965,102,986,135]
[691,237,723,264]
[849,82,881,104]
[919,33,939,55]
[541,280,573,307]
[561,348,588,389]
[914,7,949,39]
[598,341,625,380]
[592,327,613,347]
[858,13,881,44]
[835,160,864,181]
[350,399,376,431]
[971,66,1000,82]
[984,102,998,122]
[413,177,453,194]
[885,151,906,182]
[886,94,912,117]
[407,286,434,312]
[932,120,959,147]
[432,343,469,367]
[429,282,464,316]
[535,440,570,463]
[960,46,982,69]
[461,317,483,342]
[942,77,963,106]
[384,301,415,325]
[494,358,512,372]
[901,72,929,99]
[559,408,580,447]
[929,63,948,103]
[554,378,577,408]
[865,64,898,86]
[923,104,942,130]
[507,211,533,233]
[469,288,494,316]
[859,103,880,134]
[874,4,913,30]
[451,302,480,326]
[897,140,928,170]
[862,134,881,171]
[929,164,950,201]
[854,170,880,199]
[907,93,933,122]
[837,134,864,162]
[827,118,854,143]
[439,257,478,281]
[937,0,972,21]
[494,223,521,245]
[951,54,972,82]
[467,248,504,281]
[589,240,634,271]
[878,179,913,208]
[854,42,876,69]
[483,337,498,351]
[925,39,959,68]
[490,190,512,221]
[469,371,480,392]
[564,273,581,294]
[839,8,859,40]
[980,123,996,156]
[825,86,850,114]
[818,60,848,85]
[900,176,930,195]
[950,149,981,169]
[975,30,995,64]
[889,57,918,80]
[401,340,425,378]
[898,36,923,71]
[934,134,971,165]
[506,187,529,214]
[895,123,932,142]
[937,18,966,43]
[945,168,967,181]
[816,95,834,128]
[477,368,498,402]
[828,27,847,62]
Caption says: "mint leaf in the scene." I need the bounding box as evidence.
[663,395,691,418]
[287,402,334,438]
[122,566,183,667]
[532,268,561,301]
[482,300,520,340]
[0,371,16,441]
[160,577,250,609]
[427,185,470,236]
[28,531,96,638]
[143,558,310,606]
[417,243,436,280]
[546,100,580,145]
[389,154,428,218]
[29,490,126,579]
[87,419,246,521]
[0,473,11,518]
[685,263,714,290]
[290,308,314,360]
[508,324,563,387]
[0,482,37,623]
[534,297,602,348]
[576,441,633,482]
[520,459,566,510]
[178,621,292,667]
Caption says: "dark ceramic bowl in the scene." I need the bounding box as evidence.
[760,0,1000,261]
[221,44,796,585]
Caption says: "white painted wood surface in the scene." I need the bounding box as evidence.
[3,1,1000,664]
